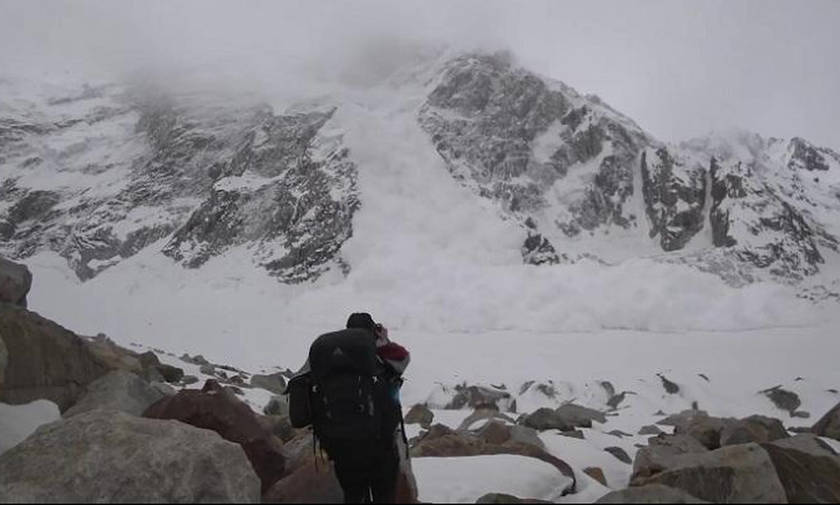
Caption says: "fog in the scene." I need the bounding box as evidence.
[1,0,838,148]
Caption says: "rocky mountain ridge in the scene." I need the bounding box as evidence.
[2,52,839,287]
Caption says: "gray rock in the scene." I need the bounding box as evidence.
[559,430,585,439]
[405,403,434,428]
[812,401,840,441]
[761,385,802,416]
[446,384,513,412]
[631,443,786,503]
[605,446,632,464]
[150,381,176,397]
[156,364,184,384]
[632,434,709,481]
[63,370,164,418]
[199,364,216,376]
[596,484,708,503]
[458,408,516,431]
[719,415,788,446]
[181,375,199,386]
[639,425,664,436]
[0,409,260,502]
[0,305,110,412]
[263,394,289,417]
[520,403,605,432]
[475,493,551,503]
[657,374,680,394]
[657,410,709,427]
[760,434,840,503]
[0,256,32,307]
[673,414,736,450]
[250,372,286,394]
[0,334,6,393]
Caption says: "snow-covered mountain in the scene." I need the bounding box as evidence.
[3,51,839,293]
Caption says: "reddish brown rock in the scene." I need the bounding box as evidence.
[143,379,285,493]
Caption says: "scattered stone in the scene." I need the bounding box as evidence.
[760,385,802,416]
[405,403,435,428]
[792,410,810,419]
[606,429,633,438]
[654,410,666,416]
[263,395,289,417]
[476,421,545,450]
[475,493,551,503]
[639,425,664,436]
[605,446,632,464]
[250,372,287,394]
[760,434,840,503]
[0,305,110,412]
[788,426,811,434]
[600,381,616,398]
[583,466,607,486]
[673,414,735,450]
[596,484,708,503]
[558,430,585,439]
[719,415,788,446]
[606,392,628,410]
[812,401,840,440]
[519,380,535,395]
[181,375,199,385]
[446,384,514,412]
[458,409,516,431]
[697,374,710,382]
[828,389,839,394]
[199,364,216,375]
[632,434,709,481]
[0,410,260,502]
[657,374,679,394]
[521,404,605,431]
[63,370,164,418]
[631,443,786,503]
[180,353,210,366]
[143,379,285,493]
[0,256,32,307]
[156,364,184,384]
[137,351,160,369]
[556,403,607,425]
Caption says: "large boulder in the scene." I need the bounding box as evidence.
[760,433,840,503]
[0,305,110,411]
[0,256,32,307]
[596,484,707,503]
[631,443,787,503]
[143,379,285,493]
[250,372,287,394]
[720,415,788,446]
[673,415,735,450]
[0,409,260,502]
[263,394,289,417]
[632,434,710,482]
[405,403,434,428]
[63,370,165,418]
[520,403,605,432]
[812,401,840,440]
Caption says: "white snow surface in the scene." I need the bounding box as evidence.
[413,455,574,503]
[0,400,61,455]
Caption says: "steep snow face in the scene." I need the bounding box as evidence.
[0,79,358,283]
[416,54,840,284]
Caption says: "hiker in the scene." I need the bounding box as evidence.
[288,312,410,503]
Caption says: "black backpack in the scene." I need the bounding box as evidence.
[302,329,395,441]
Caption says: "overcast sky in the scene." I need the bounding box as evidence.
[1,0,838,148]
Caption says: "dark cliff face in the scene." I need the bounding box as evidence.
[0,85,359,282]
[639,148,707,252]
[418,53,649,263]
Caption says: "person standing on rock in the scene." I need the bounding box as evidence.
[289,312,410,503]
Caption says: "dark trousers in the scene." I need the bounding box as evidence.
[326,439,399,504]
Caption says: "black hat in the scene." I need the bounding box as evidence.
[346,312,377,332]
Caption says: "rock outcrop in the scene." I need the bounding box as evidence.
[0,305,110,412]
[0,256,31,307]
[760,433,840,503]
[0,409,260,502]
[812,401,840,440]
[596,484,707,503]
[63,370,164,418]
